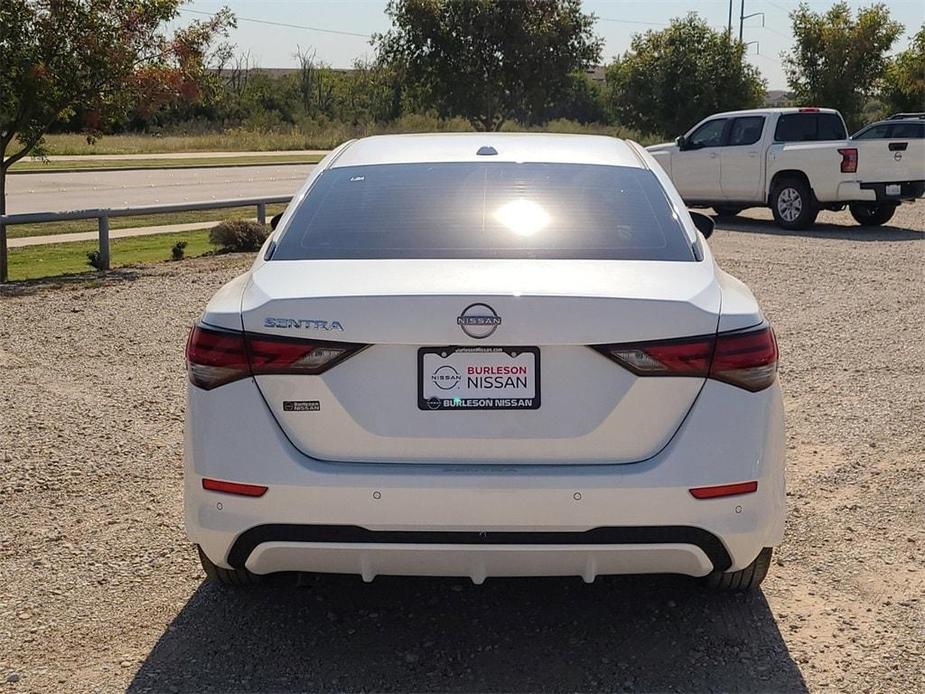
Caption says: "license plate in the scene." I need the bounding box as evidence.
[418,346,540,411]
[886,184,901,196]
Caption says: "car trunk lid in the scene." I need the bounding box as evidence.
[236,259,721,464]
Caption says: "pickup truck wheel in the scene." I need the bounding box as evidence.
[771,178,818,230]
[712,206,743,218]
[849,203,896,227]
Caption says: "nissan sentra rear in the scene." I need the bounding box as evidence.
[184,133,785,591]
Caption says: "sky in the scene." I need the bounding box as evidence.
[176,0,925,90]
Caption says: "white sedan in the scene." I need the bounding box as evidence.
[184,133,785,591]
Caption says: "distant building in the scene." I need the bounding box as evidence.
[764,90,794,107]
[584,66,607,84]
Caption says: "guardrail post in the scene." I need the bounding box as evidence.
[257,202,267,225]
[98,214,110,270]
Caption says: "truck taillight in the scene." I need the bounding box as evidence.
[186,324,366,390]
[594,324,779,392]
[838,147,858,173]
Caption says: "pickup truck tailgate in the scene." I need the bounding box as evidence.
[857,138,925,185]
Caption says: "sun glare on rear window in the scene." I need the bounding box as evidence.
[271,162,695,261]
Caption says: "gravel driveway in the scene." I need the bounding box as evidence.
[1,205,923,693]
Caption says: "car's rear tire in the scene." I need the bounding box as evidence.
[712,205,743,218]
[770,178,818,230]
[198,545,263,586]
[849,203,896,227]
[704,547,773,591]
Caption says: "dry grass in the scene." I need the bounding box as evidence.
[32,117,657,155]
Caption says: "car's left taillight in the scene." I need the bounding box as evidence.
[185,324,365,390]
[186,325,251,390]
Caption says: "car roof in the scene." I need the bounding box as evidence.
[860,118,924,128]
[329,133,645,169]
[707,107,842,119]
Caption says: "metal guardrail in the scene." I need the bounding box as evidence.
[0,195,293,275]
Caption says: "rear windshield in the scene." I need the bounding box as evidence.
[774,113,847,141]
[272,162,695,261]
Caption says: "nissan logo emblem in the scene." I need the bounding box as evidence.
[457,303,502,339]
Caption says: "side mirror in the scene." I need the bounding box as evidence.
[269,213,283,230]
[689,211,714,239]
[675,135,687,150]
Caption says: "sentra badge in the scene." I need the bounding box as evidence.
[264,317,345,331]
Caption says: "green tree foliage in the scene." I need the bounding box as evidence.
[0,0,234,281]
[606,14,766,138]
[375,0,602,131]
[882,26,925,114]
[783,2,903,130]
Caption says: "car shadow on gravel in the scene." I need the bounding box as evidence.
[714,216,923,241]
[129,573,807,693]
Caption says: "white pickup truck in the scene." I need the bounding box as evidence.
[647,107,925,229]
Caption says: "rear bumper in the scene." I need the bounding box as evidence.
[859,180,925,202]
[230,525,730,580]
[833,180,925,203]
[184,378,786,580]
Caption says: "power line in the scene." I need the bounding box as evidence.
[761,25,791,39]
[179,8,374,39]
[766,1,793,15]
[596,17,667,27]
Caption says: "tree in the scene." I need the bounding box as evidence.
[783,2,903,130]
[882,26,925,115]
[375,0,602,131]
[606,14,765,139]
[0,1,234,282]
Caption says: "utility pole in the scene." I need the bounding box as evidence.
[728,0,734,37]
[739,0,765,44]
[739,0,745,42]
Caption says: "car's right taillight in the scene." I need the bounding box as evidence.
[185,324,366,390]
[594,324,778,392]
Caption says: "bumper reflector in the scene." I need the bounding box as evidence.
[689,481,758,499]
[202,478,268,497]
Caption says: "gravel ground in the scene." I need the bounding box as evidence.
[1,204,923,693]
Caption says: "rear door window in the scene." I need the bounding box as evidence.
[890,122,924,138]
[774,113,847,141]
[272,162,696,262]
[728,116,765,146]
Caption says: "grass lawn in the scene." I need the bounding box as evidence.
[29,119,657,157]
[9,154,321,172]
[8,203,288,240]
[29,131,335,155]
[8,229,219,281]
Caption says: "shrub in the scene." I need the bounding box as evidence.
[86,250,105,270]
[171,240,187,261]
[209,219,268,253]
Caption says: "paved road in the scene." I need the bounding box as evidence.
[38,150,328,162]
[5,164,315,214]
